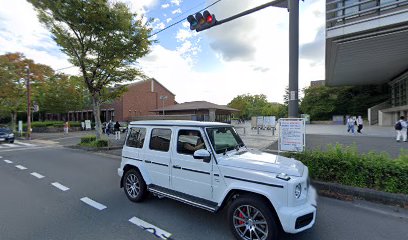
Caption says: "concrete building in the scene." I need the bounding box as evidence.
[326,0,408,125]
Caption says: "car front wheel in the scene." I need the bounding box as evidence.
[228,196,279,240]
[123,169,147,202]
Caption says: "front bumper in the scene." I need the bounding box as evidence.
[279,186,317,234]
[0,136,14,142]
[118,168,124,177]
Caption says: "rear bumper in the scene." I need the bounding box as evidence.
[279,186,317,234]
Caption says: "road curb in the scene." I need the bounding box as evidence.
[312,180,408,208]
[66,145,122,151]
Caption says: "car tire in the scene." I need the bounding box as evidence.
[228,195,279,240]
[123,169,147,202]
[9,140,14,144]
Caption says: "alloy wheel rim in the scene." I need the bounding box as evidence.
[125,173,140,198]
[233,205,268,240]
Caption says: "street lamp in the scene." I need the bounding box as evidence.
[159,95,168,115]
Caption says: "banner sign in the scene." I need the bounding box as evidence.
[278,118,305,152]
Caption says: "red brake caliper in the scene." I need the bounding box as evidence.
[238,207,245,226]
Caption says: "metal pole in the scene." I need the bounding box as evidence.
[288,0,299,118]
[26,66,31,140]
[162,99,165,115]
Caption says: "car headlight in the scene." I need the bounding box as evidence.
[8,133,14,138]
[295,183,302,199]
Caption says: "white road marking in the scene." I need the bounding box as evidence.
[15,165,27,170]
[4,160,12,163]
[80,197,107,210]
[2,144,18,148]
[0,156,2,158]
[14,141,36,146]
[51,182,70,191]
[129,216,172,240]
[30,172,45,179]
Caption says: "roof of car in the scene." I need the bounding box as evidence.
[129,120,230,127]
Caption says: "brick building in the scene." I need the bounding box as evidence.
[61,78,176,122]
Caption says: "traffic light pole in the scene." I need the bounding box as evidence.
[288,0,299,118]
[195,0,299,117]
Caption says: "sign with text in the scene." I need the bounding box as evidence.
[85,120,91,130]
[278,118,305,152]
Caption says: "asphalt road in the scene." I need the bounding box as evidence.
[1,146,407,240]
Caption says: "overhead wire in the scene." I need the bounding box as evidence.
[55,0,225,72]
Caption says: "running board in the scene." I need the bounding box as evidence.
[148,185,219,212]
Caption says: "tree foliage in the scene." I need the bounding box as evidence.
[0,53,54,130]
[228,94,286,119]
[29,0,153,139]
[300,85,389,120]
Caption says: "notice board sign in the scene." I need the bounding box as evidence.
[85,120,92,130]
[278,118,305,152]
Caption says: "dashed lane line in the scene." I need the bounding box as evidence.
[0,156,2,158]
[3,160,12,163]
[129,216,173,240]
[80,197,107,210]
[30,172,45,179]
[15,165,27,170]
[51,182,70,191]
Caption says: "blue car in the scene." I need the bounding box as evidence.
[0,127,15,143]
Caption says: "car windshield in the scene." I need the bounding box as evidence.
[206,126,244,154]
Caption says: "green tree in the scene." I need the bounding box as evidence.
[228,94,286,119]
[300,85,388,120]
[0,53,54,130]
[29,0,152,139]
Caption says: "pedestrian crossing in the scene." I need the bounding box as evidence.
[0,141,37,149]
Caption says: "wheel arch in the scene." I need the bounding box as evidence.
[120,163,151,188]
[218,188,284,231]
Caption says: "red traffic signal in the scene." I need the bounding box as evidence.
[187,10,217,32]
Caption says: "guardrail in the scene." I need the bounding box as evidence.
[326,0,408,28]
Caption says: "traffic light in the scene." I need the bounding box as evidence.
[187,10,217,32]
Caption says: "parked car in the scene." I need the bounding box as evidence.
[118,120,317,240]
[0,127,15,143]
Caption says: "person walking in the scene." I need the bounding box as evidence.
[395,116,407,142]
[63,121,69,135]
[106,120,112,136]
[346,116,355,134]
[357,116,364,133]
[114,121,121,140]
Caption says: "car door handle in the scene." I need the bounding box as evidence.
[173,165,181,169]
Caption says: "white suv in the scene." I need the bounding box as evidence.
[118,120,317,240]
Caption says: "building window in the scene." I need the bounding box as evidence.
[149,128,172,152]
[126,127,146,148]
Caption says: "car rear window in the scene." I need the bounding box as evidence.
[149,128,171,152]
[126,127,146,148]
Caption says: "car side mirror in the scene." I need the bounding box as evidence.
[193,149,211,163]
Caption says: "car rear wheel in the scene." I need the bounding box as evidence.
[228,195,279,240]
[123,169,147,202]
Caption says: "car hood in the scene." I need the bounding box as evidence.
[217,149,304,177]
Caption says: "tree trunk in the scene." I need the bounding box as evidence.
[92,95,103,140]
[10,112,17,132]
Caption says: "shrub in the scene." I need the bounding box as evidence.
[95,140,108,147]
[81,135,96,144]
[283,144,408,195]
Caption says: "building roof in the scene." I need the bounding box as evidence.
[127,78,176,97]
[151,101,239,112]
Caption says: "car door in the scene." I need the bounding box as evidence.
[143,127,172,189]
[171,128,212,200]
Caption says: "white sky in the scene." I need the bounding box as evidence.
[0,0,325,105]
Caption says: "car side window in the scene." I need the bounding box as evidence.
[149,128,172,152]
[126,127,146,148]
[177,129,206,155]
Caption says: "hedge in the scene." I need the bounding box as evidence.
[80,135,97,144]
[79,135,108,148]
[23,121,83,128]
[284,144,408,195]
